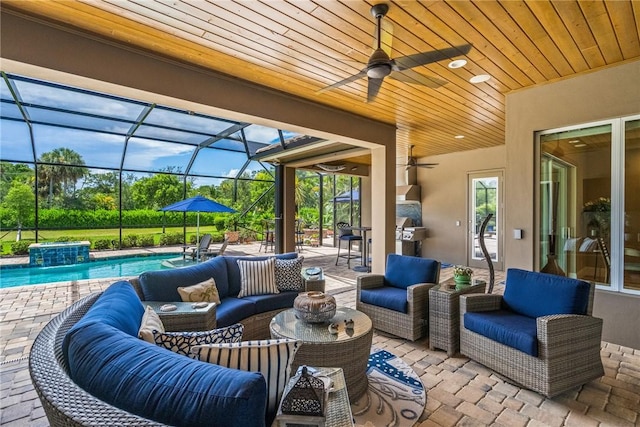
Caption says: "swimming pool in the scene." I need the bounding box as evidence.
[0,254,179,288]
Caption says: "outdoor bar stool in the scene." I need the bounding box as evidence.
[335,222,362,268]
[259,219,275,252]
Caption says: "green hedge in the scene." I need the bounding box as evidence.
[0,208,226,230]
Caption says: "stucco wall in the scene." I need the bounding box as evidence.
[505,60,640,348]
[418,145,506,265]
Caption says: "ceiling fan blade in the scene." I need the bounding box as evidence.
[393,44,472,71]
[317,70,367,93]
[415,163,439,168]
[389,69,447,88]
[367,77,384,102]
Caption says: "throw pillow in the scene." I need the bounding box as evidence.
[138,305,165,343]
[177,277,221,304]
[237,257,278,298]
[275,256,305,291]
[153,323,244,356]
[191,339,300,414]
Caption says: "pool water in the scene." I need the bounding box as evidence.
[0,254,179,288]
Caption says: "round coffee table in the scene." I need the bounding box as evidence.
[270,307,373,401]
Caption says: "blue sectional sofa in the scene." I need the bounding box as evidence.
[131,252,301,339]
[62,281,268,426]
[30,253,304,427]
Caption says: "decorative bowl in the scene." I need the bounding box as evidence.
[294,291,337,323]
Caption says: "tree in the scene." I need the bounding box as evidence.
[37,148,88,207]
[131,173,186,209]
[2,181,35,237]
[0,162,33,201]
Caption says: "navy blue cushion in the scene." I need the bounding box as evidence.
[339,234,362,241]
[464,310,539,356]
[384,254,439,290]
[139,256,229,300]
[503,269,591,318]
[224,253,298,297]
[216,297,257,327]
[242,291,297,313]
[361,286,408,313]
[66,322,267,427]
[62,281,144,364]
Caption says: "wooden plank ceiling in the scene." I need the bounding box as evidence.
[3,0,639,164]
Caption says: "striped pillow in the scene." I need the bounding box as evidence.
[237,258,279,297]
[191,339,300,414]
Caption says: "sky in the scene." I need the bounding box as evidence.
[1,73,300,182]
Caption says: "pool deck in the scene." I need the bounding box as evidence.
[1,242,639,426]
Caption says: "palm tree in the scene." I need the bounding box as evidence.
[37,148,88,207]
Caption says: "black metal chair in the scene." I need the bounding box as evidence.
[335,222,362,268]
[295,219,305,252]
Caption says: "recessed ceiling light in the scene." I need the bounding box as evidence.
[454,135,465,139]
[574,143,587,148]
[448,59,467,69]
[470,74,491,84]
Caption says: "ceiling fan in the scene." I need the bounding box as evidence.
[398,145,438,169]
[318,3,472,102]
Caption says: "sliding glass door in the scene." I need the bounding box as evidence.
[538,116,640,295]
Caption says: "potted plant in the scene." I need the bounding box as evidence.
[453,265,473,289]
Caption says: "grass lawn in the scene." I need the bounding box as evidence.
[1,226,224,256]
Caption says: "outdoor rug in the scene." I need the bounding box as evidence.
[351,348,425,427]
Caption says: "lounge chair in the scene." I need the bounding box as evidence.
[204,238,229,259]
[188,233,212,261]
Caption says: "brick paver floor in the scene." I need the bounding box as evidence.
[1,243,638,426]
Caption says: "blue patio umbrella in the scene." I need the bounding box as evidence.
[160,195,235,259]
[332,190,359,203]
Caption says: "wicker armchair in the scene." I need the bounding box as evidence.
[460,269,604,397]
[356,254,440,341]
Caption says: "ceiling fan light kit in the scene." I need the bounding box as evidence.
[318,3,472,103]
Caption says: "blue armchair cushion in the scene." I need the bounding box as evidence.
[464,310,539,356]
[215,297,257,327]
[67,322,267,427]
[503,269,591,318]
[139,256,230,300]
[384,254,439,290]
[360,286,408,313]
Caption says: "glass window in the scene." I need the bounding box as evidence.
[33,124,125,169]
[25,106,133,135]
[189,146,249,177]
[133,124,210,144]
[242,124,281,144]
[1,119,33,162]
[143,107,237,136]
[624,119,640,292]
[540,124,612,286]
[0,101,24,120]
[122,138,195,172]
[13,78,147,121]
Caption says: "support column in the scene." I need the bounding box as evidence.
[275,165,296,253]
[370,145,395,273]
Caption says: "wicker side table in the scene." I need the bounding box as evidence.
[428,279,486,356]
[145,301,217,332]
[274,367,354,427]
[270,307,372,401]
